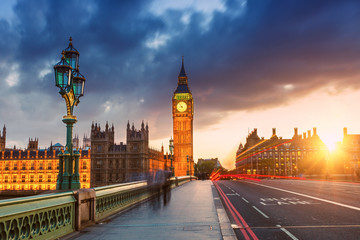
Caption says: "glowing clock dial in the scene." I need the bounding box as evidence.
[177,101,187,112]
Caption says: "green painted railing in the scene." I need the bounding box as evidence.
[94,181,150,221]
[94,176,197,221]
[0,176,196,240]
[0,192,75,240]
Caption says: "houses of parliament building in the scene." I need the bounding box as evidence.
[0,125,90,191]
[90,121,169,187]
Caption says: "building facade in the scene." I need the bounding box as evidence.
[235,128,328,176]
[0,148,90,191]
[339,128,360,177]
[90,121,168,187]
[172,58,194,176]
[73,134,80,149]
[83,134,91,149]
[0,132,90,191]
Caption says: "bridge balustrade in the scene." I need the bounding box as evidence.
[0,176,196,240]
[0,192,75,240]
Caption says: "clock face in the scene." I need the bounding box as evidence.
[177,101,187,112]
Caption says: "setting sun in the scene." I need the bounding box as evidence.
[321,134,341,152]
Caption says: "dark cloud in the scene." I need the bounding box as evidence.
[0,0,359,147]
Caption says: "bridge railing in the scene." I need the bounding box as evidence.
[0,192,76,240]
[94,181,149,221]
[0,176,197,239]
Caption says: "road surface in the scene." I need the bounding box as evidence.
[214,179,360,240]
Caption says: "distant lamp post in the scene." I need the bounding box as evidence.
[169,137,174,177]
[54,37,86,190]
[187,155,189,176]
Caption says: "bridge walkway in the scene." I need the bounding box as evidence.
[66,180,235,240]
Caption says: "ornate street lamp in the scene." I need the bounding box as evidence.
[169,137,174,177]
[54,37,86,190]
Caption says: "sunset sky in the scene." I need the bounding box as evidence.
[0,0,360,169]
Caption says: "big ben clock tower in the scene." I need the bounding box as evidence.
[172,58,194,176]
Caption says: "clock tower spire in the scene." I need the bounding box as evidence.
[172,57,194,176]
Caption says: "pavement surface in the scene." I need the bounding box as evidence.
[215,179,360,240]
[70,180,236,240]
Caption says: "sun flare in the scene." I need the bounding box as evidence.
[321,134,341,152]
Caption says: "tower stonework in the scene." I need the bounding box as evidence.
[27,138,38,151]
[172,58,194,176]
[0,125,5,151]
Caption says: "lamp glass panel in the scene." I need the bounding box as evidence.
[55,69,70,89]
[65,53,78,70]
[73,81,80,98]
[73,78,84,98]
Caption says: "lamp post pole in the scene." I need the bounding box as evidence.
[54,37,86,190]
[169,137,174,177]
[187,155,189,176]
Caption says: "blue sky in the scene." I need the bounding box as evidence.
[0,0,360,168]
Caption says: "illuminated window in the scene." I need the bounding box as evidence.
[5,162,9,171]
[31,162,35,170]
[4,176,8,183]
[48,162,52,170]
[13,175,17,183]
[83,162,87,169]
[39,175,43,182]
[47,175,51,182]
[82,175,86,182]
[22,175,25,182]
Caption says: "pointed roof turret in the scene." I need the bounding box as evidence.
[178,56,187,78]
[175,57,191,93]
